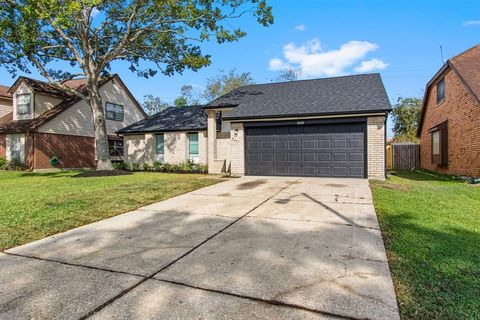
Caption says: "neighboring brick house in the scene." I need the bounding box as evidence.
[0,75,146,170]
[417,44,480,178]
[120,74,391,179]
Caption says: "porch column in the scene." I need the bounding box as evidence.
[207,110,217,174]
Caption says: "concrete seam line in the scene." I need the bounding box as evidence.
[2,252,147,278]
[154,277,362,320]
[244,215,380,230]
[80,178,301,319]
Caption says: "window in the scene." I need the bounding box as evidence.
[108,139,124,157]
[105,102,124,121]
[7,134,24,162]
[436,78,445,104]
[216,111,222,131]
[16,93,32,116]
[155,134,164,162]
[431,121,448,166]
[188,132,199,163]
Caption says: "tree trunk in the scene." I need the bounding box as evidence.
[89,85,113,171]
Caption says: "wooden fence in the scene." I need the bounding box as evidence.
[387,143,420,170]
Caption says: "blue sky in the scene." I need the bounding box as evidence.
[1,0,479,136]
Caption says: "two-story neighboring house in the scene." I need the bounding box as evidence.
[418,44,480,178]
[0,74,146,170]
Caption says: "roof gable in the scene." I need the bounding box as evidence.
[417,44,480,136]
[207,73,392,120]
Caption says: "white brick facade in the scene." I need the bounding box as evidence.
[367,116,386,179]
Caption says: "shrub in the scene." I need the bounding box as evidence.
[129,162,140,171]
[8,158,24,170]
[112,162,128,170]
[0,157,7,170]
[143,163,153,171]
[153,161,163,172]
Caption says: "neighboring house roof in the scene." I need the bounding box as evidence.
[206,73,392,120]
[417,44,480,136]
[0,85,12,99]
[8,76,71,99]
[0,74,146,133]
[62,78,88,90]
[118,105,207,134]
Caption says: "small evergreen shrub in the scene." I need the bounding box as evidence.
[112,162,128,170]
[0,157,7,170]
[129,162,140,171]
[8,159,24,170]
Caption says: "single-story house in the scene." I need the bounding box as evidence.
[417,44,480,178]
[119,73,391,179]
[0,74,147,170]
[118,105,208,165]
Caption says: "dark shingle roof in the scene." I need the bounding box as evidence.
[207,73,391,120]
[118,105,207,134]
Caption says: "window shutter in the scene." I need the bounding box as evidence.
[440,121,448,166]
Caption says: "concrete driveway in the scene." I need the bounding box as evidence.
[1,176,399,320]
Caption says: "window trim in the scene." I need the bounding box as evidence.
[436,78,445,105]
[430,121,448,166]
[16,92,33,116]
[108,138,124,157]
[105,102,125,121]
[155,133,164,155]
[188,132,199,162]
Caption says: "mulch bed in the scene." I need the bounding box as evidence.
[72,170,132,178]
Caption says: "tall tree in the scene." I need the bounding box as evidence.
[276,67,301,82]
[174,84,201,107]
[0,0,273,170]
[142,94,170,115]
[391,97,423,142]
[203,69,255,101]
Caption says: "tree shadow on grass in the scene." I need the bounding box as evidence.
[379,212,480,320]
[388,170,463,182]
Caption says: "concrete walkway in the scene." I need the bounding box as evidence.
[1,176,399,320]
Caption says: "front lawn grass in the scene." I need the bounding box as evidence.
[0,170,221,250]
[370,170,480,319]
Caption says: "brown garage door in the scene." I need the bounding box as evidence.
[245,122,366,177]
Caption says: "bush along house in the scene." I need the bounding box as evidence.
[0,74,146,170]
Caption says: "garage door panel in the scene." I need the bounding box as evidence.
[245,123,365,178]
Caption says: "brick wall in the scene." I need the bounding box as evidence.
[367,116,386,179]
[419,68,480,177]
[33,132,95,169]
[230,122,245,175]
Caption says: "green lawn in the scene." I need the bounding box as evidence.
[0,171,221,250]
[370,170,480,319]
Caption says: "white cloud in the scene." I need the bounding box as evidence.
[294,24,307,31]
[268,38,387,77]
[91,8,100,17]
[463,20,480,26]
[354,58,389,72]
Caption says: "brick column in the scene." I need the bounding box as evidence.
[207,110,217,174]
[230,122,245,176]
[367,116,386,179]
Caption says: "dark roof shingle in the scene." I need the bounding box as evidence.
[207,73,391,120]
[450,44,480,101]
[0,85,12,99]
[118,105,207,134]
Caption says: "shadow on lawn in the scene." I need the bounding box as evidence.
[380,212,480,319]
[388,170,462,182]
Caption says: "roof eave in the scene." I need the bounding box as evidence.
[223,109,391,121]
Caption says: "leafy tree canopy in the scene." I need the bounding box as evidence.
[142,94,170,115]
[391,96,423,142]
[0,0,273,170]
[203,69,255,101]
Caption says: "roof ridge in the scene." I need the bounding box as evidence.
[449,43,480,62]
[237,73,380,90]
